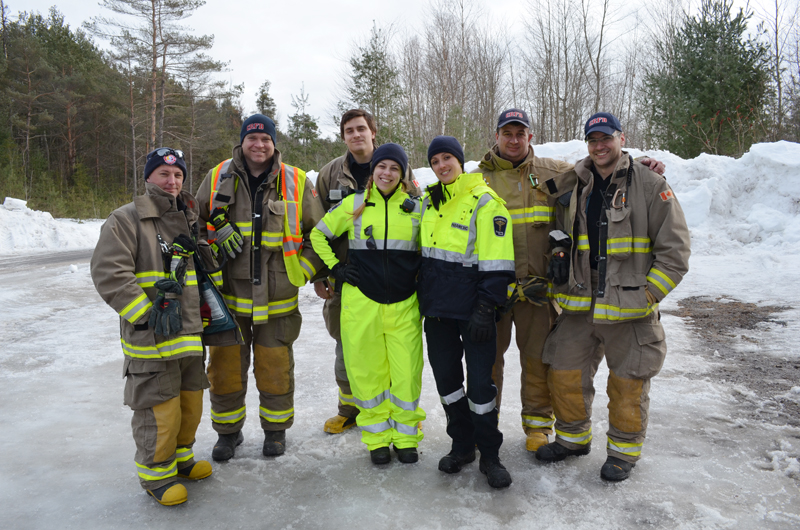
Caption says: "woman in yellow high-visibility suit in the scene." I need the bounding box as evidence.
[310,143,425,465]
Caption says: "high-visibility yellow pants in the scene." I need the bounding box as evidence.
[340,284,425,450]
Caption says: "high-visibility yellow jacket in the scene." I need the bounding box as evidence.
[418,172,516,320]
[478,145,574,280]
[91,183,205,362]
[196,147,325,324]
[311,182,421,304]
[540,153,691,323]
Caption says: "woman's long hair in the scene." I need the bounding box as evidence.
[350,174,412,220]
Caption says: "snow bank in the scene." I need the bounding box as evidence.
[0,199,103,255]
[3,140,799,256]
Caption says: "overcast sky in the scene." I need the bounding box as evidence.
[12,0,767,138]
[12,0,526,137]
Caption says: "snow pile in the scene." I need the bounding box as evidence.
[0,199,104,255]
[3,141,800,257]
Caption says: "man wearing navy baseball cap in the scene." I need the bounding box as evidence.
[535,111,690,482]
[477,108,667,456]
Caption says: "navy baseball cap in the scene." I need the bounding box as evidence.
[497,108,531,129]
[584,112,622,139]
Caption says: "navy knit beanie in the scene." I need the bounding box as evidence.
[144,147,187,181]
[427,135,464,169]
[240,114,277,145]
[371,143,408,178]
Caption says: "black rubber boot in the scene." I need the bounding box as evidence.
[262,430,286,457]
[393,445,418,464]
[212,431,244,462]
[479,457,512,488]
[535,441,591,463]
[370,446,391,465]
[600,456,635,481]
[438,450,476,474]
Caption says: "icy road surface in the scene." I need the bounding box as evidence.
[0,253,798,530]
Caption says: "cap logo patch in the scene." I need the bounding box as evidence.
[660,190,674,201]
[246,123,265,132]
[505,111,524,119]
[163,154,177,165]
[588,117,608,126]
[493,216,508,236]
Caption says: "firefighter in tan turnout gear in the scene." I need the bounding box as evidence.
[535,112,690,481]
[91,148,213,506]
[479,108,666,453]
[313,109,421,435]
[196,114,325,459]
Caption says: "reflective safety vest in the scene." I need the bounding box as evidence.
[207,159,308,288]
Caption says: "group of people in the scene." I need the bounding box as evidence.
[91,106,690,506]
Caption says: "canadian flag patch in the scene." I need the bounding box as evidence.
[311,188,318,198]
[660,190,674,201]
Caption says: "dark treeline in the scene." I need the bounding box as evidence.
[0,0,797,219]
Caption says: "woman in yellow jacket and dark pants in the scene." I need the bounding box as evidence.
[419,136,516,488]
[310,143,425,465]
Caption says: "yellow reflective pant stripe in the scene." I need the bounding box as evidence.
[555,427,592,445]
[211,405,246,424]
[338,388,355,406]
[120,292,152,324]
[121,336,203,360]
[175,447,193,463]
[522,414,555,429]
[607,438,643,457]
[259,406,294,423]
[135,460,177,482]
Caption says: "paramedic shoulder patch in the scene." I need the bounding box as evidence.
[493,216,508,236]
[451,222,469,231]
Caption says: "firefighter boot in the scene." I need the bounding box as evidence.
[370,446,391,465]
[177,460,213,480]
[525,432,549,452]
[212,431,244,462]
[601,456,635,482]
[323,414,357,434]
[263,430,286,456]
[536,441,591,463]
[393,445,418,464]
[147,482,188,506]
[438,450,476,474]
[479,457,512,489]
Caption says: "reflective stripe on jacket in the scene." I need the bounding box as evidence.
[540,153,690,323]
[478,145,574,280]
[311,182,421,304]
[196,147,325,323]
[91,184,204,360]
[417,173,516,320]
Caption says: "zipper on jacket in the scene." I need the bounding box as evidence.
[383,193,391,303]
[251,184,265,285]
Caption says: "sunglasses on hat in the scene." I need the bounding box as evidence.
[149,148,185,160]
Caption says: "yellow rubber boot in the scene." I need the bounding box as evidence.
[526,432,549,452]
[177,460,213,480]
[147,482,188,506]
[323,414,357,434]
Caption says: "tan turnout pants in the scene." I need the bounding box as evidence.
[207,313,301,434]
[124,354,209,490]
[322,291,359,419]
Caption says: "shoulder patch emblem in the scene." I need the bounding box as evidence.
[660,190,674,201]
[493,216,508,236]
[413,179,420,188]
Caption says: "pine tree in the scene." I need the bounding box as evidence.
[256,79,277,118]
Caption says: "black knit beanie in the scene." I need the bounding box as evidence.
[371,143,408,178]
[427,135,464,169]
[240,114,277,145]
[144,148,187,181]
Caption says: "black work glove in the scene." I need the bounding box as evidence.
[149,279,183,336]
[330,263,360,286]
[210,207,243,259]
[547,251,570,286]
[468,302,496,343]
[169,234,195,285]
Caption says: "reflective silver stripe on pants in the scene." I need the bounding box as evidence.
[390,393,420,411]
[440,387,466,405]
[468,397,496,415]
[355,389,390,410]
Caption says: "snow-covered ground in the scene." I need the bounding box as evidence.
[1,142,799,529]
